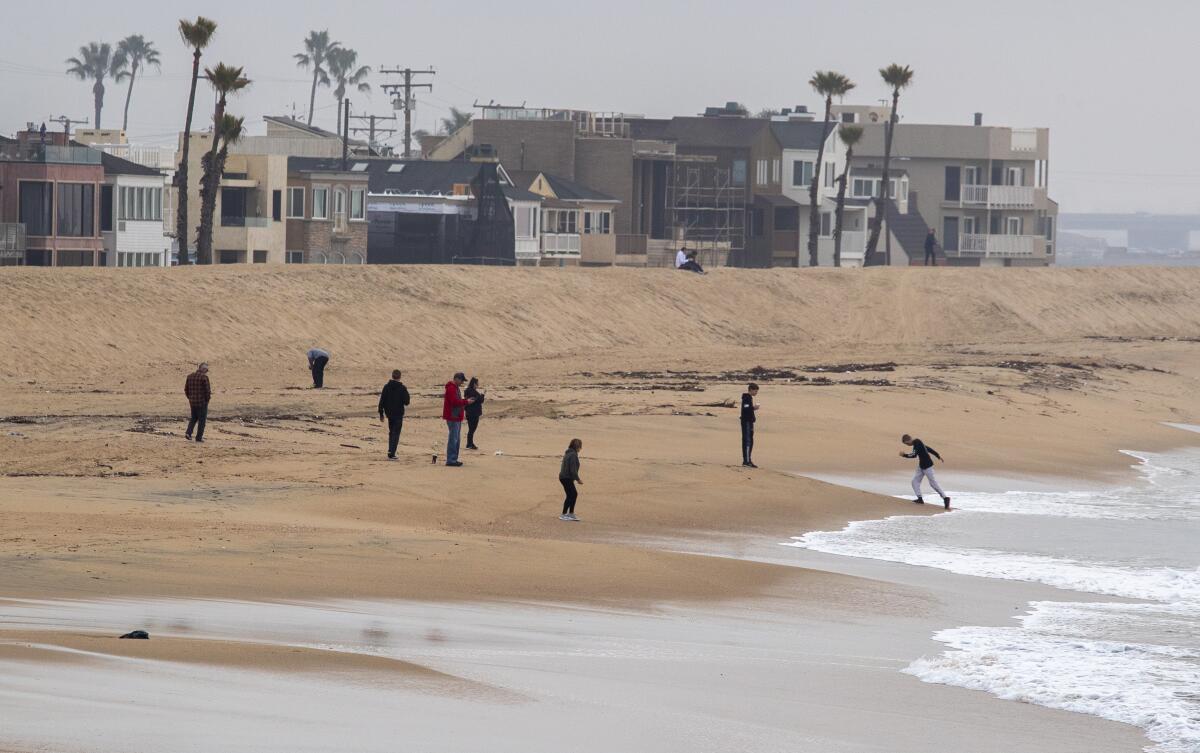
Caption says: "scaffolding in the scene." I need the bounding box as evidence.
[664,162,745,266]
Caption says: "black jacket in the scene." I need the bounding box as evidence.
[465,386,485,418]
[378,380,411,417]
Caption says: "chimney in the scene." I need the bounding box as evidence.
[974,112,983,126]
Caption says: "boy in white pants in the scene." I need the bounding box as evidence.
[900,434,951,510]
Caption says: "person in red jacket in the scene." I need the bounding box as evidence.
[442,372,475,466]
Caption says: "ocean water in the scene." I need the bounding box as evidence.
[786,445,1200,753]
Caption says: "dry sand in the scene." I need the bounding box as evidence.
[2,266,1199,751]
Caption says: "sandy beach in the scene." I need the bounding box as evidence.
[3,265,1200,751]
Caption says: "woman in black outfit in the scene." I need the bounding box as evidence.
[464,377,485,450]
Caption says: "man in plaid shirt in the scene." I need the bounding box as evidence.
[184,363,212,442]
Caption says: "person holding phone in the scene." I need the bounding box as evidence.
[464,377,485,450]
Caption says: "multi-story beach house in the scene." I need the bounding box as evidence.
[848,115,1057,267]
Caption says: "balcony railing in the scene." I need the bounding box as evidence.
[959,184,1035,208]
[541,233,581,255]
[956,234,1041,258]
[838,230,866,258]
[220,215,270,228]
[0,223,26,258]
[0,143,101,164]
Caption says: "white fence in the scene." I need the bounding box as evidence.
[541,233,581,255]
[960,234,1039,257]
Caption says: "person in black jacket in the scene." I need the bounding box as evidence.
[378,370,411,460]
[901,433,951,509]
[464,376,485,450]
[740,383,759,468]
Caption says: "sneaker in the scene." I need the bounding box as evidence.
[559,514,571,521]
[914,497,924,505]
[184,435,192,441]
[566,514,580,521]
[446,461,463,467]
[744,461,758,469]
[386,456,398,461]
[195,438,205,443]
[466,444,479,450]
[943,497,951,510]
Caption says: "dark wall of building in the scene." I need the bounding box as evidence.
[473,121,576,178]
[575,139,634,236]
[367,213,467,264]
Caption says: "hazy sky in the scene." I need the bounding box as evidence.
[2,0,1196,214]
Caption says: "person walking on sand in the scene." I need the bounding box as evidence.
[442,372,475,467]
[184,362,211,443]
[924,228,938,266]
[559,438,583,521]
[307,347,330,389]
[901,434,951,509]
[464,377,485,450]
[740,383,760,468]
[378,369,411,460]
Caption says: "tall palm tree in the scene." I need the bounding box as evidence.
[832,126,863,268]
[439,106,473,135]
[65,42,127,129]
[807,71,855,267]
[329,47,370,106]
[294,31,339,126]
[196,64,251,265]
[114,35,161,132]
[175,16,218,265]
[864,63,914,267]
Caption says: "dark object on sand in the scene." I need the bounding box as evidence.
[120,630,150,639]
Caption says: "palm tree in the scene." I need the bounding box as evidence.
[294,31,339,126]
[175,16,218,265]
[863,63,914,267]
[329,47,370,107]
[439,106,473,135]
[832,126,863,268]
[114,35,161,132]
[65,42,127,129]
[807,71,855,267]
[196,64,251,265]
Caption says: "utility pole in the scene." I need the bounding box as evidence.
[348,113,398,154]
[342,98,350,171]
[379,67,435,158]
[49,115,88,139]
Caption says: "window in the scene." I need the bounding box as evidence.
[841,112,856,123]
[514,206,534,238]
[116,187,162,221]
[963,216,978,235]
[100,185,114,232]
[599,211,611,235]
[756,159,768,186]
[1006,166,1024,186]
[772,160,781,184]
[1043,215,1055,241]
[57,183,95,237]
[792,160,814,187]
[963,166,981,186]
[350,188,365,220]
[541,209,577,234]
[1006,216,1023,235]
[19,182,54,236]
[583,211,592,234]
[253,250,268,263]
[286,250,305,264]
[272,190,282,222]
[773,206,798,231]
[732,159,747,187]
[55,250,95,267]
[820,212,832,237]
[287,187,305,219]
[852,178,873,198]
[824,162,836,189]
[312,187,328,219]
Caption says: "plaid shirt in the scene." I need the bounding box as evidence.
[184,371,211,406]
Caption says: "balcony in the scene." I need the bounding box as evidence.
[541,233,581,256]
[0,223,26,260]
[0,143,101,164]
[955,234,1042,258]
[959,184,1035,209]
[220,215,270,228]
[839,230,867,261]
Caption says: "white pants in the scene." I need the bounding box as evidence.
[912,467,946,498]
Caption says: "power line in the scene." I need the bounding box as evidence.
[348,112,397,152]
[379,67,435,158]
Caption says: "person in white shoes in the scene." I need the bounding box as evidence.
[558,438,583,521]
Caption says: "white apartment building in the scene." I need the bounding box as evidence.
[99,152,170,267]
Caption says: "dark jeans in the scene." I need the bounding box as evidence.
[741,419,755,464]
[466,415,480,447]
[311,356,329,388]
[680,260,704,274]
[560,478,578,515]
[187,403,208,440]
[925,248,937,266]
[386,414,404,457]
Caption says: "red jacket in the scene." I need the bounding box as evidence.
[442,381,470,422]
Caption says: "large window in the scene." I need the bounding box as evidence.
[756,160,768,186]
[118,186,163,221]
[792,160,814,188]
[824,162,836,189]
[820,212,832,237]
[542,209,577,234]
[731,160,747,187]
[287,187,305,219]
[583,210,611,235]
[312,187,329,220]
[100,185,114,232]
[19,181,54,236]
[350,188,365,220]
[57,183,95,237]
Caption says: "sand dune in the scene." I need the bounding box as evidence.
[2,266,1198,383]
